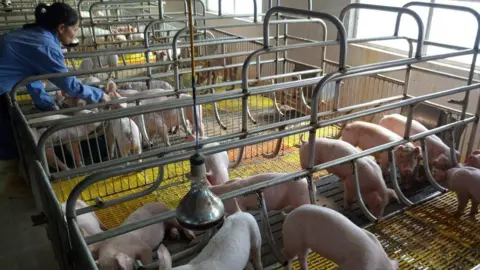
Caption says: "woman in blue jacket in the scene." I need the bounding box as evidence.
[0,2,109,160]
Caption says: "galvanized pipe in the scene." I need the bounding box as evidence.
[263,6,348,69]
[388,150,414,207]
[70,116,474,246]
[27,63,480,177]
[257,192,285,264]
[420,139,448,193]
[51,94,403,180]
[352,160,377,222]
[397,2,480,133]
[339,3,425,58]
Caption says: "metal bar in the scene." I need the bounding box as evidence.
[34,79,480,178]
[51,95,404,180]
[388,150,414,206]
[310,49,476,119]
[72,166,164,217]
[339,3,425,58]
[323,59,405,85]
[263,6,348,70]
[352,161,377,222]
[407,95,475,117]
[411,65,480,84]
[257,192,284,264]
[71,116,474,246]
[420,139,448,192]
[398,1,480,134]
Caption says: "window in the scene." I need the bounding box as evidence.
[204,0,259,17]
[354,0,480,67]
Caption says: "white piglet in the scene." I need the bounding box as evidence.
[98,202,195,270]
[60,200,106,259]
[29,114,72,171]
[208,173,312,216]
[166,200,263,270]
[283,204,398,270]
[185,136,231,185]
[106,117,142,161]
[378,114,460,171]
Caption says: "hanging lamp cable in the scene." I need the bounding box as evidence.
[186,0,200,152]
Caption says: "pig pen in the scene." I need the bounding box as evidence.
[8,2,480,270]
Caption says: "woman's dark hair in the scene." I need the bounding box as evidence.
[23,3,78,30]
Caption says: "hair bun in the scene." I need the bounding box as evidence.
[35,3,49,16]
[30,2,78,30]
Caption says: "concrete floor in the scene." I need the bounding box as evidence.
[0,160,59,270]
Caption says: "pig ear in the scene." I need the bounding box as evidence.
[205,171,215,186]
[390,259,399,269]
[115,252,133,270]
[415,146,422,157]
[156,244,172,270]
[465,156,473,165]
[105,80,117,94]
[397,145,404,151]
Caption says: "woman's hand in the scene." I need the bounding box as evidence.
[101,93,111,103]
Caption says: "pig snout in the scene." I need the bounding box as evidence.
[401,168,413,176]
[395,144,421,177]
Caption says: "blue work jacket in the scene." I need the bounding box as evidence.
[0,25,104,110]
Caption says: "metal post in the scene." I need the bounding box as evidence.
[257,192,284,264]
[420,139,448,192]
[388,150,414,206]
[352,160,378,222]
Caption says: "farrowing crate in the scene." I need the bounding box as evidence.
[8,2,480,270]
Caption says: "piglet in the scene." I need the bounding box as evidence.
[433,166,480,217]
[208,173,312,216]
[172,201,262,270]
[29,114,72,171]
[106,117,142,162]
[341,121,422,179]
[465,150,480,169]
[283,204,398,270]
[60,200,106,259]
[378,114,460,171]
[185,136,231,185]
[55,90,87,108]
[98,202,195,270]
[299,137,398,218]
[143,112,170,147]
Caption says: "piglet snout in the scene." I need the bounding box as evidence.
[402,169,413,176]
